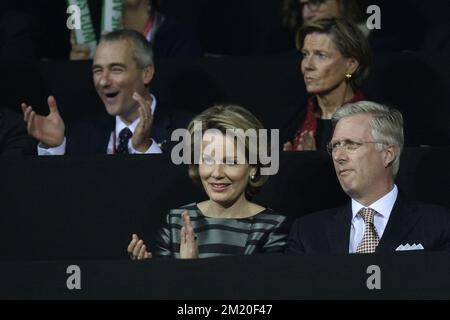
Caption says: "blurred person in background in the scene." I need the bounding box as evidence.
[282,18,371,151]
[70,0,203,60]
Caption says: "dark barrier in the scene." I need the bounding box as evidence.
[0,148,449,261]
[0,253,449,299]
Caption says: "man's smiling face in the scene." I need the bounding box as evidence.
[92,39,153,123]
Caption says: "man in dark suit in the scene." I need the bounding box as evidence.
[287,101,450,254]
[0,107,36,155]
[22,29,191,154]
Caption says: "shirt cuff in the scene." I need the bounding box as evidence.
[37,137,66,156]
[129,139,162,154]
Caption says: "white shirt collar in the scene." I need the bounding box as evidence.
[351,184,398,219]
[115,94,156,136]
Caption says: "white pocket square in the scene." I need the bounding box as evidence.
[395,243,424,251]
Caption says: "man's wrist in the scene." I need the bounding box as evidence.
[39,138,64,149]
[133,140,152,153]
[37,137,66,156]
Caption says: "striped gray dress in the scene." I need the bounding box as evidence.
[154,203,288,258]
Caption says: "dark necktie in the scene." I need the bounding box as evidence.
[116,128,133,154]
[356,208,380,254]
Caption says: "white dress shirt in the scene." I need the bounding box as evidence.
[38,94,161,155]
[349,185,398,253]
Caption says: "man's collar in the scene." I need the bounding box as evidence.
[351,184,398,218]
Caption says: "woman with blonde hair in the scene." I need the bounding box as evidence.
[128,105,287,259]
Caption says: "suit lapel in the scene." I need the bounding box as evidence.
[376,195,422,253]
[326,203,352,254]
[66,115,114,155]
[151,104,171,151]
[97,116,115,154]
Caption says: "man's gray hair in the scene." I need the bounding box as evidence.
[100,29,154,69]
[332,101,404,176]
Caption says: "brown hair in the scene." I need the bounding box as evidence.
[296,17,371,89]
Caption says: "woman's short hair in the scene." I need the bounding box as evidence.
[296,17,371,89]
[332,101,404,176]
[187,105,269,196]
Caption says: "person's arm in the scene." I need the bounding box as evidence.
[261,216,289,254]
[37,138,66,156]
[21,96,66,155]
[130,92,154,153]
[297,130,316,151]
[179,211,199,259]
[127,234,152,260]
[129,138,162,154]
[0,109,37,155]
[153,211,174,258]
[69,31,90,60]
[285,219,307,255]
[283,131,316,152]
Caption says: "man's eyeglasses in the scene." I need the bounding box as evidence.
[326,139,385,155]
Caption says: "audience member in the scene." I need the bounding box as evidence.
[282,18,371,151]
[128,105,288,259]
[287,101,450,254]
[70,0,203,60]
[22,29,191,155]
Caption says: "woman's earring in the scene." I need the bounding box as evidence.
[345,73,352,79]
[250,174,255,181]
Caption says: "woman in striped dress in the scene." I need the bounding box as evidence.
[128,104,288,259]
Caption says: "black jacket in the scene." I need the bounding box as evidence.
[0,108,36,155]
[286,194,450,255]
[65,102,193,155]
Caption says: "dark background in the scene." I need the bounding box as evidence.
[5,0,449,59]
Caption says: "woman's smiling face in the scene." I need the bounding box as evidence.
[199,131,256,207]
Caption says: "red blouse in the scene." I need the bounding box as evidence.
[292,90,365,150]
